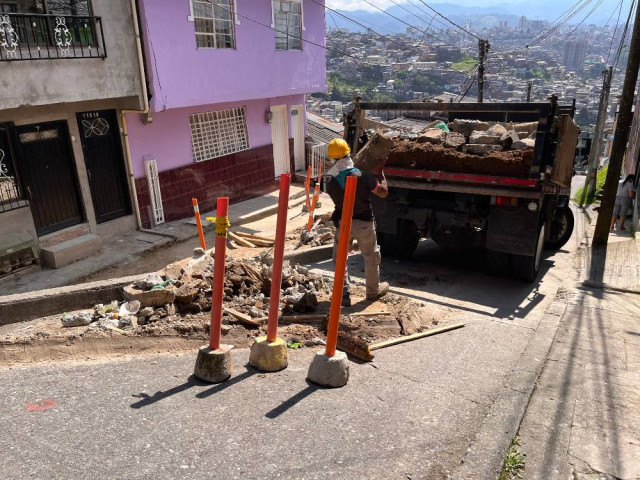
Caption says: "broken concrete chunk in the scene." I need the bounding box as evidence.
[61,312,94,327]
[123,285,175,308]
[416,128,446,145]
[139,306,154,317]
[462,144,503,155]
[500,130,520,149]
[513,121,538,137]
[512,138,536,150]
[469,131,502,145]
[293,291,319,313]
[450,119,490,137]
[134,273,165,291]
[486,124,508,137]
[119,300,140,318]
[443,132,466,149]
[353,132,395,173]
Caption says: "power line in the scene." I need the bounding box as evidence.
[309,0,417,52]
[607,0,626,63]
[612,0,637,69]
[358,0,461,48]
[203,1,373,64]
[413,0,482,40]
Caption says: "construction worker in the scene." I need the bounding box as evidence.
[325,137,389,306]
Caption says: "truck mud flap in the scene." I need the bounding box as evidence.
[487,205,540,256]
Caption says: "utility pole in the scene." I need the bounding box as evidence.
[584,66,613,200]
[526,81,533,102]
[592,4,640,247]
[477,39,489,103]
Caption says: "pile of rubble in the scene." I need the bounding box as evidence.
[298,215,335,247]
[60,249,330,331]
[355,119,538,178]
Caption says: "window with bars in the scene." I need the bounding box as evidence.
[192,0,235,49]
[273,0,302,51]
[189,107,249,162]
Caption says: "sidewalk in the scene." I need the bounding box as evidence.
[516,207,640,479]
[0,184,318,296]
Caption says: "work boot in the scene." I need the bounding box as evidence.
[366,282,389,301]
[341,291,352,307]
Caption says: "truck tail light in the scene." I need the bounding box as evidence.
[492,196,518,206]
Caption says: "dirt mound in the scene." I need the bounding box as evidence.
[386,139,534,178]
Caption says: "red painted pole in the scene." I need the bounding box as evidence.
[325,176,357,357]
[192,198,206,251]
[209,197,229,350]
[266,174,291,343]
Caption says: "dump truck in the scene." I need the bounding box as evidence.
[344,96,579,282]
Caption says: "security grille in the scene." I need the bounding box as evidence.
[144,158,164,225]
[189,107,250,162]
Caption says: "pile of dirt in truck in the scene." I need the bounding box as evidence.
[355,119,538,178]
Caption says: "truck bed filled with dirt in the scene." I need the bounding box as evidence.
[354,119,538,178]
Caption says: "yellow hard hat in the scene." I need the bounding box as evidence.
[327,138,351,159]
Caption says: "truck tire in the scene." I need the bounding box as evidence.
[379,220,419,260]
[544,207,574,250]
[511,222,546,283]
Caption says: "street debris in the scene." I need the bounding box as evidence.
[298,214,335,247]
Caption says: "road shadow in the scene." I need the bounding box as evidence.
[265,380,320,419]
[130,374,207,409]
[310,240,552,321]
[196,367,259,399]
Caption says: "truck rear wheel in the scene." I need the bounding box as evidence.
[511,222,546,283]
[545,207,574,250]
[379,220,419,260]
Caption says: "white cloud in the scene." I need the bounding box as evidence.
[325,0,405,11]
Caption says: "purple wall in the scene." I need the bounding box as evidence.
[140,0,327,112]
[126,94,305,178]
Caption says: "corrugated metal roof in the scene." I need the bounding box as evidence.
[307,113,343,145]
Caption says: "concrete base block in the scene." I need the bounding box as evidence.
[307,351,349,388]
[248,336,288,372]
[194,345,233,383]
[301,204,310,213]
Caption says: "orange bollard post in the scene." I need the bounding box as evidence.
[325,176,358,357]
[192,198,207,251]
[306,184,321,232]
[249,175,291,372]
[209,197,230,351]
[266,174,291,342]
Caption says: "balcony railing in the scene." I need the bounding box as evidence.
[0,13,106,61]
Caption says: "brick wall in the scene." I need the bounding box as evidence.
[135,144,277,228]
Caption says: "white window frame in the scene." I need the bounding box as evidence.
[188,0,240,26]
[271,0,305,31]
[189,107,250,163]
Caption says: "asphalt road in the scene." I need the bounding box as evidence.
[1,172,588,479]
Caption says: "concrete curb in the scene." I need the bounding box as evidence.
[0,245,333,327]
[451,289,568,479]
[0,274,147,327]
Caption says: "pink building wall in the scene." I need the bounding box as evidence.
[126,94,305,178]
[139,0,327,112]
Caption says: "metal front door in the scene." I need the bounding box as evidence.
[15,121,84,236]
[76,110,131,223]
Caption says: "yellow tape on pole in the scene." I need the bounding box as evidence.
[206,216,231,238]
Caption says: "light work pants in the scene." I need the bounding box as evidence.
[332,219,381,297]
